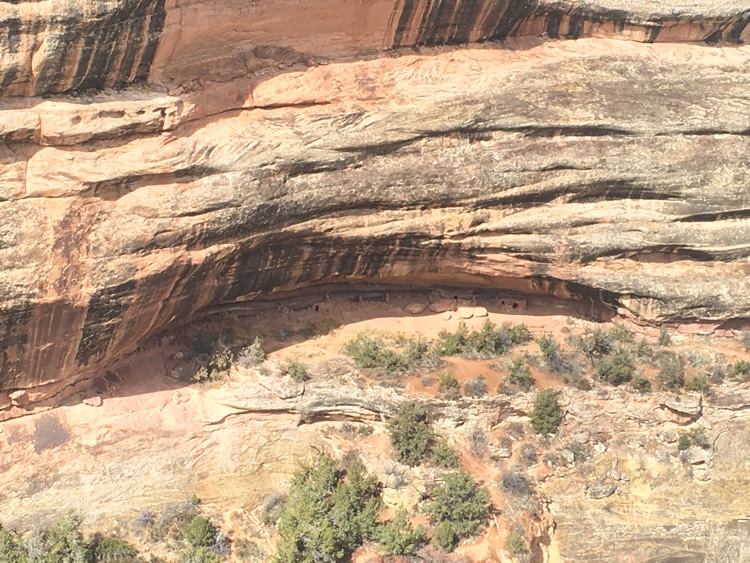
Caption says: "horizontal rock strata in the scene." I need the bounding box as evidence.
[1,1,749,415]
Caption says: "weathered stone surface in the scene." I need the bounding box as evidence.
[586,481,617,499]
[1,1,750,418]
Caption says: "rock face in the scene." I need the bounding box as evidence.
[2,2,750,409]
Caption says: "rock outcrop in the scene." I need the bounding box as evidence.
[2,1,750,411]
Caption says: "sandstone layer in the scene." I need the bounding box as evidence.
[1,2,750,412]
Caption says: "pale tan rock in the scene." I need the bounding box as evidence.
[9,390,29,407]
[458,307,474,320]
[472,306,488,318]
[429,302,454,314]
[82,396,103,407]
[405,303,426,315]
[440,312,452,321]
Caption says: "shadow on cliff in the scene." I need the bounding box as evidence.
[88,283,614,404]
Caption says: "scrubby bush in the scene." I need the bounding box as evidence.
[237,336,265,368]
[89,534,139,561]
[506,531,527,554]
[520,444,537,466]
[686,374,710,394]
[504,322,533,345]
[386,402,433,466]
[282,360,310,383]
[507,356,534,391]
[184,516,216,548]
[631,375,652,393]
[344,333,408,374]
[377,508,426,556]
[536,335,564,373]
[657,354,685,391]
[529,390,563,435]
[274,455,382,563]
[635,337,653,362]
[572,377,593,391]
[436,321,469,356]
[596,349,635,386]
[438,371,461,400]
[658,325,672,347]
[728,360,750,381]
[180,544,222,562]
[429,472,490,542]
[432,521,457,552]
[431,441,460,468]
[678,434,690,451]
[608,324,633,344]
[501,471,532,497]
[578,328,614,365]
[464,375,488,397]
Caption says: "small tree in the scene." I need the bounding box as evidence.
[631,375,652,393]
[386,402,433,466]
[429,471,490,539]
[657,354,685,391]
[596,349,635,386]
[578,328,614,366]
[283,360,310,383]
[529,390,563,435]
[438,371,461,400]
[536,335,563,373]
[507,356,534,391]
[432,521,457,552]
[658,325,672,346]
[184,516,216,548]
[506,531,527,554]
[464,376,488,397]
[377,508,426,555]
[431,441,459,468]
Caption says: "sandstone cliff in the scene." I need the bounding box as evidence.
[1,1,750,413]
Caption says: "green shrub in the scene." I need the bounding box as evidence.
[501,472,532,497]
[536,335,564,373]
[377,508,426,555]
[438,371,461,400]
[635,338,653,362]
[431,441,460,468]
[428,471,490,539]
[436,321,469,356]
[504,323,533,345]
[506,531,527,554]
[657,354,685,391]
[432,521,457,552]
[184,516,216,548]
[89,535,139,561]
[180,545,222,563]
[686,374,710,394]
[572,377,593,391]
[464,375,488,397]
[631,375,652,393]
[678,434,690,451]
[237,336,265,367]
[282,360,310,383]
[608,324,633,344]
[465,319,502,358]
[578,328,614,365]
[728,360,750,380]
[596,349,635,386]
[507,356,534,391]
[529,390,563,435]
[386,402,433,466]
[274,455,382,563]
[344,333,408,374]
[658,325,672,346]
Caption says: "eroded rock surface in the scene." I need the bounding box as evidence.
[1,2,750,417]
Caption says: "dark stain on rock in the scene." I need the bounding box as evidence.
[75,279,136,367]
[33,415,70,454]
